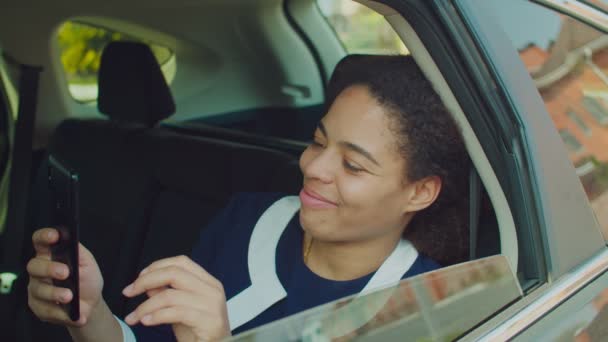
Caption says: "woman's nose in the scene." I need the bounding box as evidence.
[303,149,335,184]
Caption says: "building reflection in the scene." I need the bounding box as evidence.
[519,15,608,238]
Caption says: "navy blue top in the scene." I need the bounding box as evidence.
[132,193,440,340]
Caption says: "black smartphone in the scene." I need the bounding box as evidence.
[48,155,80,321]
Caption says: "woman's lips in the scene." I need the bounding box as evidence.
[299,189,338,209]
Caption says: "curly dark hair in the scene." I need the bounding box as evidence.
[325,55,471,265]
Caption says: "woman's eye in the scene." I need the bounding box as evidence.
[311,140,325,148]
[343,160,364,173]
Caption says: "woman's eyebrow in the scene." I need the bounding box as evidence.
[340,142,381,167]
[317,121,380,167]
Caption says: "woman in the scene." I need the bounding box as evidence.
[26,55,470,341]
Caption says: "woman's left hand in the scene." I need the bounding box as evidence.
[122,255,231,342]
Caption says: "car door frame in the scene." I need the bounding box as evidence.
[369,0,549,285]
[449,0,608,339]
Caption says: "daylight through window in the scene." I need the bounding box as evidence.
[316,0,408,54]
[56,21,175,103]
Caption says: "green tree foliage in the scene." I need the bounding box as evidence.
[57,21,172,84]
[321,1,407,54]
[57,21,122,83]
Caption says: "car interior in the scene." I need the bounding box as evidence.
[0,0,518,340]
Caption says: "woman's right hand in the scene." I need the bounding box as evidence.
[27,228,104,327]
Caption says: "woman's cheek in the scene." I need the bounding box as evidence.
[299,147,314,173]
[335,176,369,208]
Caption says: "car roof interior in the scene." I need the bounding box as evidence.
[0,0,517,339]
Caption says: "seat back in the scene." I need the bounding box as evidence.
[22,41,176,341]
[47,41,176,307]
[24,41,304,341]
[112,130,302,314]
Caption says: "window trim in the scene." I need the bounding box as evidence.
[480,247,608,340]
[283,0,329,86]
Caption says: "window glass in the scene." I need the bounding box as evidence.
[229,256,521,341]
[479,0,608,241]
[582,0,608,12]
[56,21,175,103]
[573,288,608,342]
[568,110,592,135]
[524,286,608,341]
[560,129,584,153]
[316,0,408,54]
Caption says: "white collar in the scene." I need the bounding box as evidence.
[226,196,419,331]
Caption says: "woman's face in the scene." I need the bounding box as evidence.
[299,85,438,243]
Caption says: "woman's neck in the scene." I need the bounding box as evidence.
[303,231,403,281]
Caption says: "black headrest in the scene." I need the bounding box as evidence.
[98,41,175,127]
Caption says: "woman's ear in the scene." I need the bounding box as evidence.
[404,176,442,213]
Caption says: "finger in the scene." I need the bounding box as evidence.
[137,306,228,340]
[146,288,163,298]
[123,266,212,297]
[27,258,69,280]
[32,228,59,256]
[78,243,94,267]
[139,255,222,290]
[124,289,208,325]
[29,297,74,325]
[137,306,203,328]
[29,280,73,304]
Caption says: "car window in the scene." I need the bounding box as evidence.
[316,0,408,54]
[188,0,411,142]
[228,255,521,341]
[476,0,608,242]
[56,21,176,103]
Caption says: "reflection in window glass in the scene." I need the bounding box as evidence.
[482,0,608,241]
[56,21,176,102]
[560,129,584,153]
[568,110,592,135]
[316,0,408,54]
[583,0,608,12]
[583,96,608,125]
[229,256,521,341]
[530,287,608,341]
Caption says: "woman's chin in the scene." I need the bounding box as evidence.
[299,210,342,240]
[299,210,325,233]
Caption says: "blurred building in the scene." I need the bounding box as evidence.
[520,16,608,173]
[519,15,608,229]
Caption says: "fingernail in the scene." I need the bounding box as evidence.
[60,291,71,302]
[125,312,136,324]
[47,231,54,240]
[141,315,151,324]
[55,267,65,278]
[123,284,134,295]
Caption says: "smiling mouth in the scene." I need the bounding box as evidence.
[299,188,338,209]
